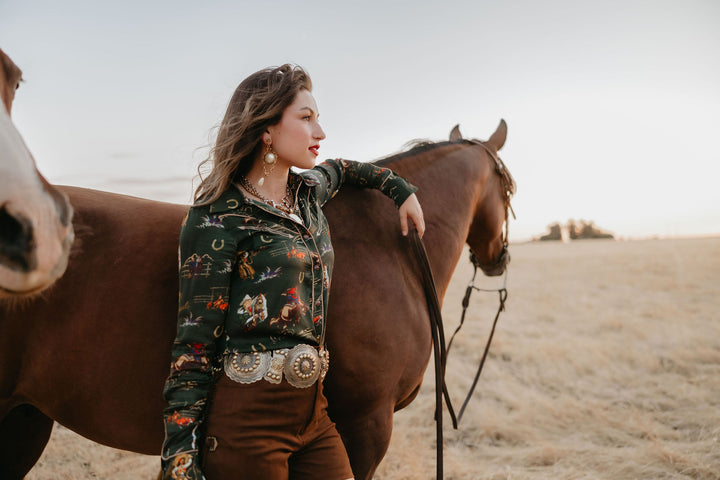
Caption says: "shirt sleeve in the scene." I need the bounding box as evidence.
[161,206,237,476]
[310,158,418,207]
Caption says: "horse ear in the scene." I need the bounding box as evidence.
[487,119,507,151]
[449,124,462,141]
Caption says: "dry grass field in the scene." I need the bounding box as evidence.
[26,237,720,480]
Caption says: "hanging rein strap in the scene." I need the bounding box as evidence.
[445,251,508,423]
[409,230,457,480]
[410,232,509,479]
[408,139,515,479]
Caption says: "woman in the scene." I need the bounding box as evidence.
[161,64,424,480]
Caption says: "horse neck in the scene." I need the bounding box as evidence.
[383,143,491,301]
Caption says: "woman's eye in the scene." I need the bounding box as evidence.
[303,116,311,120]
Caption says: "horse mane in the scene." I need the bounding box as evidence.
[373,139,461,167]
[374,137,517,206]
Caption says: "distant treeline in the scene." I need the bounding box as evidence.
[538,220,614,241]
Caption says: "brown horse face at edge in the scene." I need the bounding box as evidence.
[0,121,513,480]
[0,48,74,297]
[461,121,514,277]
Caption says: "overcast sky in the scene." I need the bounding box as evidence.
[2,0,719,240]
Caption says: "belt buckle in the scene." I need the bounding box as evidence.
[284,344,321,388]
[264,348,289,384]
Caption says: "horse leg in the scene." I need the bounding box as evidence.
[335,405,393,480]
[0,404,54,480]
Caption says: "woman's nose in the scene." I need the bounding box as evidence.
[314,124,326,140]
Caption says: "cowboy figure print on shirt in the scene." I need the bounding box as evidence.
[181,253,213,279]
[238,293,268,330]
[269,287,309,332]
[166,411,196,427]
[168,453,195,480]
[236,250,255,280]
[206,294,228,312]
[170,343,210,374]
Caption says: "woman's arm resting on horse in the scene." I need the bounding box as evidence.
[311,158,424,237]
[307,158,418,208]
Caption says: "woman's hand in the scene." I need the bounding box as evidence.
[399,193,425,238]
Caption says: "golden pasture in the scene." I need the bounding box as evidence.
[26,237,720,479]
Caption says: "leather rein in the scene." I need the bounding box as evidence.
[409,138,515,479]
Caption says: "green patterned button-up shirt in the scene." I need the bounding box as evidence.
[161,159,417,478]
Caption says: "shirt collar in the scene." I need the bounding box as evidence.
[206,171,319,214]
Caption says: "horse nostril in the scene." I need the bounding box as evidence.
[0,204,36,272]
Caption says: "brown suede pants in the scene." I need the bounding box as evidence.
[201,374,354,480]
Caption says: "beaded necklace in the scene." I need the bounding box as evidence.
[237,176,296,216]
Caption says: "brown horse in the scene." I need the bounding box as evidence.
[0,48,74,298]
[0,121,514,480]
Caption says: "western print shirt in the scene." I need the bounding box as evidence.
[161,159,417,475]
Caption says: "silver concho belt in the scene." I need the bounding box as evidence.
[224,344,329,388]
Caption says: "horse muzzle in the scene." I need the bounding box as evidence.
[474,245,510,277]
[0,196,74,297]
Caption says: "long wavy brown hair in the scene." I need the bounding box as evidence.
[193,64,312,205]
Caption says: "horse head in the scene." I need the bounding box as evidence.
[0,48,74,297]
[454,120,515,277]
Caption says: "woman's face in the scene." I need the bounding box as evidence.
[265,89,325,171]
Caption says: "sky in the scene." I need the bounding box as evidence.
[2,0,719,241]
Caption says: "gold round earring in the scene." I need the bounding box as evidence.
[259,141,277,186]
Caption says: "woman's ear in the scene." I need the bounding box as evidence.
[262,131,272,145]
